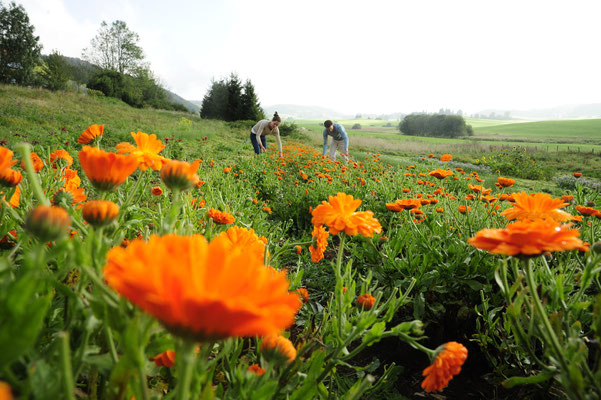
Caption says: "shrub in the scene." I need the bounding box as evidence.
[351,123,362,130]
[86,88,105,97]
[278,122,298,137]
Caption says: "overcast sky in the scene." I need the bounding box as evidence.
[15,0,601,114]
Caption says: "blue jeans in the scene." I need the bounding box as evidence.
[250,132,267,154]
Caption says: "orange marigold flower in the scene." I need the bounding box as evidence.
[82,200,119,227]
[248,364,266,376]
[52,186,86,207]
[575,205,599,217]
[573,172,582,178]
[458,205,471,214]
[561,194,574,203]
[428,169,453,180]
[103,234,301,340]
[311,193,381,236]
[440,154,452,162]
[49,149,73,169]
[208,208,235,224]
[356,294,376,310]
[152,186,163,196]
[78,124,104,144]
[260,335,297,363]
[309,224,329,263]
[160,159,200,191]
[79,146,138,191]
[296,288,309,304]
[500,192,572,222]
[497,177,515,187]
[295,245,302,254]
[402,188,411,193]
[2,185,20,208]
[21,152,44,172]
[468,220,587,256]
[262,206,273,214]
[25,205,71,242]
[216,226,267,262]
[467,184,491,195]
[149,350,176,368]
[386,198,422,212]
[421,342,468,393]
[116,131,166,171]
[0,381,13,400]
[0,147,16,172]
[428,154,434,157]
[223,167,232,173]
[0,168,22,187]
[436,207,444,213]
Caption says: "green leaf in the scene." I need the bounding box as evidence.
[502,371,554,388]
[362,322,386,346]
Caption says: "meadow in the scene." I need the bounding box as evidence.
[0,84,600,399]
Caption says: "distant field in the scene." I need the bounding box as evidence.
[475,119,601,139]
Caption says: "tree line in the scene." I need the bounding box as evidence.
[399,113,473,138]
[200,73,265,122]
[1,2,189,112]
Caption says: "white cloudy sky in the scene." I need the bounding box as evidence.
[15,0,601,114]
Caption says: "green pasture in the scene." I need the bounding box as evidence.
[475,119,601,141]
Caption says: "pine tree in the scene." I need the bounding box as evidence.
[241,79,265,121]
[0,1,42,84]
[40,51,69,90]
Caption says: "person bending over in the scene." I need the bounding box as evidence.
[251,112,283,158]
[322,120,348,160]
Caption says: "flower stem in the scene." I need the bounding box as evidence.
[15,143,50,206]
[59,332,76,400]
[176,340,197,400]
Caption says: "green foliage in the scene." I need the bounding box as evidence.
[474,146,551,180]
[40,51,70,90]
[278,122,299,137]
[0,1,42,84]
[352,123,362,130]
[201,73,265,121]
[400,113,473,138]
[86,88,105,97]
[82,20,144,75]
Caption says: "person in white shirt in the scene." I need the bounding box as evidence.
[251,112,283,158]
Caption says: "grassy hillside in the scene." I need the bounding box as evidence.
[476,119,601,142]
[0,84,227,150]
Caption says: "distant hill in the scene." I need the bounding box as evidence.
[51,55,199,113]
[264,104,352,120]
[476,103,601,120]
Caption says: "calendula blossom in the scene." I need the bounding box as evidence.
[501,192,572,222]
[421,342,468,392]
[116,131,166,171]
[312,192,381,237]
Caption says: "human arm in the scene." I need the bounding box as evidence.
[274,127,283,158]
[340,125,349,155]
[322,129,328,155]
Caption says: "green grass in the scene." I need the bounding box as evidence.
[475,119,601,142]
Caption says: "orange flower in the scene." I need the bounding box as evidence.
[20,152,44,172]
[295,245,302,254]
[0,168,22,187]
[386,198,422,212]
[25,205,71,242]
[458,205,471,214]
[561,194,574,203]
[262,206,273,214]
[467,184,491,195]
[436,207,444,213]
[49,149,73,169]
[52,187,86,207]
[440,154,452,162]
[216,226,267,262]
[500,192,572,222]
[149,350,176,368]
[248,364,266,376]
[309,225,329,263]
[421,342,468,393]
[573,172,582,178]
[468,219,587,256]
[311,193,382,237]
[152,186,163,196]
[260,335,297,363]
[356,294,376,310]
[0,147,16,172]
[2,185,20,208]
[0,381,13,400]
[82,200,119,227]
[78,124,104,144]
[296,288,309,304]
[575,205,599,217]
[223,167,232,173]
[116,131,166,171]
[208,208,235,225]
[428,169,453,180]
[160,159,200,190]
[497,177,515,187]
[103,234,301,340]
[79,146,138,191]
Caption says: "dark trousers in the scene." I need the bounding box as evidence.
[250,132,267,154]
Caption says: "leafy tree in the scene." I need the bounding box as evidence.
[82,20,144,75]
[399,113,473,138]
[0,1,41,84]
[40,51,69,90]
